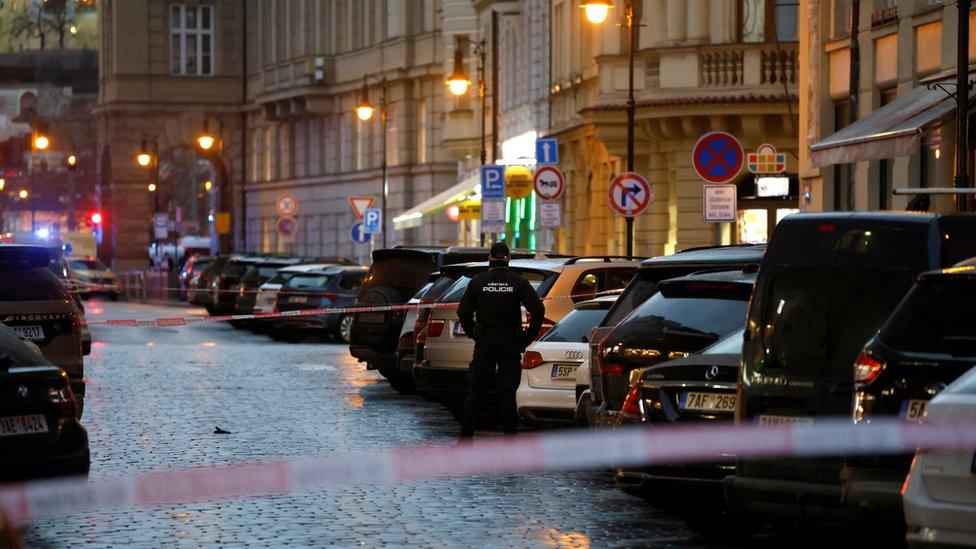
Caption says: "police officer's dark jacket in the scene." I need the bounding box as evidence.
[457,262,546,344]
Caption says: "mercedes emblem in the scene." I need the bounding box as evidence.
[704,365,719,381]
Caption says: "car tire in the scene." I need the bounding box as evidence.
[386,369,416,393]
[337,315,354,343]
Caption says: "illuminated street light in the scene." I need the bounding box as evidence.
[581,0,612,24]
[0,178,5,191]
[18,189,28,199]
[445,47,472,97]
[67,154,77,168]
[33,134,49,151]
[69,25,78,36]
[203,180,213,191]
[148,183,157,192]
[354,82,375,121]
[197,133,215,151]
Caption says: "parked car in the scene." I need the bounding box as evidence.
[349,247,515,381]
[231,257,302,326]
[613,328,744,533]
[272,266,367,342]
[903,364,976,547]
[179,254,213,300]
[843,265,976,525]
[583,245,765,427]
[729,212,976,528]
[65,255,121,300]
[189,254,230,307]
[595,268,755,424]
[516,295,618,427]
[206,255,265,315]
[415,257,639,417]
[0,245,86,417]
[0,321,89,480]
[250,263,336,333]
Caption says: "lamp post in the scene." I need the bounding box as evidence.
[354,76,390,248]
[30,131,49,235]
[197,118,228,252]
[137,136,160,246]
[446,36,488,166]
[66,154,77,231]
[583,0,637,257]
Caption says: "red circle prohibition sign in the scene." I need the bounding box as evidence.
[692,131,744,184]
[607,172,653,217]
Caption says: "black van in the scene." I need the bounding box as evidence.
[729,212,976,526]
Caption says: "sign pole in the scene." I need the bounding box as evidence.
[624,2,637,257]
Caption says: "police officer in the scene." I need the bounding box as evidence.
[456,242,545,439]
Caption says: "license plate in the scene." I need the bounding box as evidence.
[0,414,49,437]
[550,363,578,380]
[901,399,928,421]
[359,313,385,323]
[289,296,308,303]
[452,322,465,336]
[679,391,736,412]
[759,415,813,426]
[11,325,44,341]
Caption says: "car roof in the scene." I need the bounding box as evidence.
[278,263,338,273]
[303,265,368,276]
[256,257,301,266]
[458,257,641,272]
[640,244,765,267]
[574,295,619,309]
[659,268,758,285]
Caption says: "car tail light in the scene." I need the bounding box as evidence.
[853,351,885,385]
[597,334,625,375]
[322,292,340,302]
[49,387,77,417]
[621,383,642,419]
[523,314,556,340]
[427,319,446,338]
[521,351,544,370]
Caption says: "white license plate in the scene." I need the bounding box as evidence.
[452,322,465,336]
[759,414,813,426]
[550,363,578,380]
[11,325,44,341]
[901,399,928,421]
[359,313,385,323]
[0,414,49,437]
[289,296,308,303]
[679,391,736,412]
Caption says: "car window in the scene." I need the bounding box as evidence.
[702,328,745,355]
[0,266,70,301]
[283,274,332,289]
[338,273,364,291]
[938,217,976,267]
[602,266,699,327]
[266,272,293,285]
[604,268,636,292]
[616,288,749,344]
[878,278,976,357]
[193,260,212,273]
[572,271,600,302]
[440,270,554,303]
[68,259,105,270]
[411,282,433,300]
[360,256,435,302]
[541,308,609,343]
[223,261,253,277]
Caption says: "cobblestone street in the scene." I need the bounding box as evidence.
[19,300,710,547]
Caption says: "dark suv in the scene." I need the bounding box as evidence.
[349,247,512,380]
[729,212,976,527]
[844,265,976,524]
[583,245,765,426]
[595,269,755,419]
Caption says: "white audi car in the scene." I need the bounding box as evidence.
[516,295,618,427]
[903,365,976,547]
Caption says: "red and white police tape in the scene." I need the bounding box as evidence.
[2,418,975,522]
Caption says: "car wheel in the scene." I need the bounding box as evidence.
[386,369,416,394]
[337,315,354,343]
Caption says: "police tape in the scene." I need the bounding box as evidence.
[2,417,975,522]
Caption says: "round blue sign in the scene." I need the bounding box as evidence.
[350,222,371,244]
[692,131,744,184]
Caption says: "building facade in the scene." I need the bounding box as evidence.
[800,0,973,215]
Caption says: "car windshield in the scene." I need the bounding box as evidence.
[602,266,701,327]
[411,282,433,300]
[283,274,332,290]
[439,270,556,303]
[0,265,70,301]
[541,307,609,343]
[68,258,106,270]
[612,283,751,346]
[359,256,436,303]
[266,271,295,285]
[242,265,289,285]
[702,328,745,355]
[193,260,212,273]
[878,277,976,357]
[223,261,256,278]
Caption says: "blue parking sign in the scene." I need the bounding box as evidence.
[480,165,506,200]
[363,208,383,234]
[536,138,558,164]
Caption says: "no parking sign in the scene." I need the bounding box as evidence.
[692,131,744,184]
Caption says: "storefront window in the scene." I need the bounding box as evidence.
[738,209,769,243]
[776,208,799,224]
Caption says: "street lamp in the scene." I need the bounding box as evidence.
[197,120,217,152]
[353,76,390,248]
[445,36,488,166]
[18,189,28,199]
[33,134,49,151]
[583,0,638,256]
[66,154,78,231]
[148,183,157,192]
[137,136,161,246]
[29,130,50,233]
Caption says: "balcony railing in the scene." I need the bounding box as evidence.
[697,44,798,89]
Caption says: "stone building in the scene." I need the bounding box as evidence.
[799,0,973,214]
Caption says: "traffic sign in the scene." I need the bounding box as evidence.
[276,195,299,216]
[692,131,744,184]
[363,208,383,234]
[480,199,506,234]
[276,215,299,239]
[702,185,737,222]
[505,165,533,199]
[607,172,653,217]
[480,165,506,200]
[538,201,562,228]
[533,166,564,200]
[747,143,786,174]
[348,196,375,220]
[153,213,168,239]
[457,201,481,221]
[350,222,371,244]
[536,138,558,164]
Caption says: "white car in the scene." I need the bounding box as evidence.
[516,295,618,427]
[903,365,976,547]
[251,263,337,329]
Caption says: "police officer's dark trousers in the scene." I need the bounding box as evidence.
[461,328,521,434]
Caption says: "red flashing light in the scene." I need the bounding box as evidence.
[90,212,103,225]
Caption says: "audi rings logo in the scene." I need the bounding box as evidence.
[565,350,584,360]
[18,385,28,398]
[704,365,720,380]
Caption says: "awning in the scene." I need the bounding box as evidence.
[810,80,973,168]
[392,173,481,230]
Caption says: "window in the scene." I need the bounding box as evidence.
[386,104,398,166]
[355,118,365,171]
[416,99,427,163]
[541,308,610,343]
[773,0,798,41]
[743,0,798,42]
[742,0,765,42]
[338,273,365,291]
[879,278,976,356]
[170,4,214,76]
[832,101,851,210]
[830,0,852,40]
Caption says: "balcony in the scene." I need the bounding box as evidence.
[696,43,798,89]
